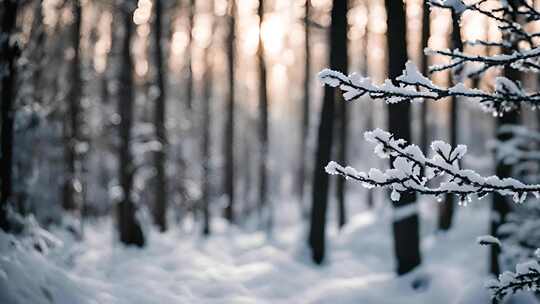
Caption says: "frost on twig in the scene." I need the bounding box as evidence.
[325,129,540,204]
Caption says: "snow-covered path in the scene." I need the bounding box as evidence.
[1,201,504,304]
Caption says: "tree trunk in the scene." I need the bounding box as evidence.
[242,126,253,219]
[201,2,214,236]
[308,0,348,264]
[185,0,195,111]
[334,1,349,230]
[152,0,168,232]
[385,0,422,275]
[63,0,83,216]
[224,0,236,222]
[297,0,311,218]
[0,0,20,232]
[257,0,271,232]
[419,0,430,155]
[117,2,144,247]
[439,11,463,231]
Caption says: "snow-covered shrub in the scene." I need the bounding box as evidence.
[319,0,540,300]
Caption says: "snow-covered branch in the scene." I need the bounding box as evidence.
[318,0,540,114]
[432,0,540,47]
[319,61,540,113]
[487,257,540,301]
[427,47,540,76]
[325,129,540,203]
[426,0,540,75]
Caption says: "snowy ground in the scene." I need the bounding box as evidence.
[1,198,537,304]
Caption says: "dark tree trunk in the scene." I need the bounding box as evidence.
[117,2,144,247]
[334,1,349,230]
[63,0,83,215]
[201,65,211,235]
[224,0,236,222]
[0,0,20,232]
[297,0,311,218]
[308,0,348,264]
[385,0,422,275]
[439,11,463,231]
[335,103,348,229]
[242,126,253,218]
[152,0,168,232]
[490,9,520,276]
[185,0,195,111]
[419,0,430,156]
[257,0,271,232]
[201,3,214,236]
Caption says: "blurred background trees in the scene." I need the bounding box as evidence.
[0,0,524,280]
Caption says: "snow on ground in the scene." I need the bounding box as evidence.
[2,199,533,304]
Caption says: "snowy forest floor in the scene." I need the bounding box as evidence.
[2,197,536,304]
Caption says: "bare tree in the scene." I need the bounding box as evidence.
[385,0,422,275]
[335,0,349,229]
[257,0,270,231]
[152,0,168,232]
[308,0,348,264]
[419,0,430,155]
[117,1,144,247]
[0,0,20,232]
[201,0,215,236]
[62,0,84,219]
[224,0,236,222]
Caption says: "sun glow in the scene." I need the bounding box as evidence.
[261,14,286,56]
[93,12,112,73]
[133,0,152,77]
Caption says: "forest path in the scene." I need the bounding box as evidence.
[54,202,490,304]
[0,201,495,304]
